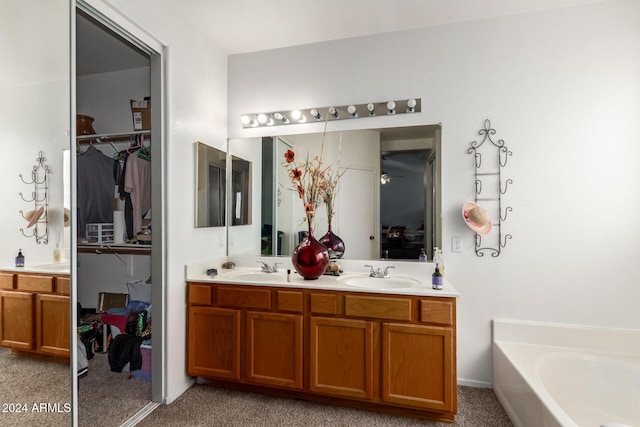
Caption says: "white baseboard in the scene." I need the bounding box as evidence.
[457,378,493,388]
[163,378,196,404]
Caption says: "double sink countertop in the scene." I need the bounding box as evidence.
[1,263,70,275]
[186,256,459,298]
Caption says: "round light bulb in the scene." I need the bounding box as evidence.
[347,105,358,117]
[367,103,375,112]
[407,98,416,108]
[274,112,284,120]
[241,115,251,125]
[387,101,396,110]
[310,109,321,119]
[328,106,338,118]
[290,110,302,120]
[257,113,268,124]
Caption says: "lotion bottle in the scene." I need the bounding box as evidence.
[15,249,25,267]
[53,242,61,262]
[418,248,427,262]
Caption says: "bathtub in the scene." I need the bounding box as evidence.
[492,319,640,427]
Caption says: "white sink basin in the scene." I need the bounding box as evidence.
[221,271,285,282]
[33,263,70,272]
[337,275,421,290]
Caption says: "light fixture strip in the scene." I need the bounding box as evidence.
[240,98,421,128]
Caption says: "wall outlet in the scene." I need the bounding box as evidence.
[452,237,463,253]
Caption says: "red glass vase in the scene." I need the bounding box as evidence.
[319,224,345,259]
[292,226,329,280]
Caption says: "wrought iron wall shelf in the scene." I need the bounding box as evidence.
[467,119,513,257]
[19,151,51,244]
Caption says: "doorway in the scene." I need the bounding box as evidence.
[73,3,163,425]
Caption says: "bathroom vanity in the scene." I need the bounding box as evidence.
[0,266,70,361]
[187,264,458,422]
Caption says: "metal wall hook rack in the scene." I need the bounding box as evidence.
[19,151,50,244]
[467,120,513,257]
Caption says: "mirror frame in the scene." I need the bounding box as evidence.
[228,123,442,261]
[195,141,227,228]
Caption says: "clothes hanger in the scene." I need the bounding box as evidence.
[137,146,151,161]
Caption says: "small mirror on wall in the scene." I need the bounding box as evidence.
[231,155,252,226]
[195,141,226,227]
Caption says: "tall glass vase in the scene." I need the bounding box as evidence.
[319,224,345,259]
[292,226,329,280]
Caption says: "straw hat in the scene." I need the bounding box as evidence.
[462,201,492,235]
[63,208,70,227]
[25,207,44,228]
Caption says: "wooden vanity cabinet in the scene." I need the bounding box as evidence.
[0,271,70,360]
[188,284,303,389]
[187,282,457,422]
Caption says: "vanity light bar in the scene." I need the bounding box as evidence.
[240,98,421,128]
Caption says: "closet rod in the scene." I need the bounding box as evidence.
[77,130,150,142]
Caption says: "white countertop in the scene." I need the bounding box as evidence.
[1,263,70,275]
[186,256,459,298]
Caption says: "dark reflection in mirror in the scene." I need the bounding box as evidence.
[196,142,226,227]
[231,155,252,226]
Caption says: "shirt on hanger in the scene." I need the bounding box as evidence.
[77,145,120,237]
[124,153,151,236]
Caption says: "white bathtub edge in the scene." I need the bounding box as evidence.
[492,319,640,357]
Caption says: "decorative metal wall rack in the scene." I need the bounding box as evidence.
[19,151,51,244]
[467,120,512,257]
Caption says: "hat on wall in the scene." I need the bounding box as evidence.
[462,201,492,235]
[25,207,44,229]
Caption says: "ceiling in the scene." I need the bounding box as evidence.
[169,0,600,55]
[76,0,599,75]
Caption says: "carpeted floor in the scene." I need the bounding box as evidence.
[138,383,513,427]
[78,351,152,426]
[0,347,71,427]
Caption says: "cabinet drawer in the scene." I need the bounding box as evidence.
[189,284,213,306]
[16,274,54,293]
[345,295,412,321]
[310,292,339,315]
[56,277,70,295]
[0,273,15,290]
[217,286,271,310]
[420,299,454,326]
[277,290,303,313]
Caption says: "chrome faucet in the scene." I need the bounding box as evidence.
[257,261,282,273]
[364,264,395,278]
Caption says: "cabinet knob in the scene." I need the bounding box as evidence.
[369,235,375,240]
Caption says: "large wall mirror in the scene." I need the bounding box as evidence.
[195,141,226,227]
[228,124,441,261]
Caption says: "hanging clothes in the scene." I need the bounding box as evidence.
[124,151,151,237]
[77,145,120,237]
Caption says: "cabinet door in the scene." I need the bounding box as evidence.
[309,316,375,399]
[35,294,70,357]
[246,311,303,389]
[188,306,241,380]
[382,323,454,412]
[0,291,34,350]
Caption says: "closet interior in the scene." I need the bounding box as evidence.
[75,9,154,423]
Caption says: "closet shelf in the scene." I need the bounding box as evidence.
[77,130,150,144]
[78,243,151,256]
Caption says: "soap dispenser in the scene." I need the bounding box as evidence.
[15,249,25,268]
[418,248,427,262]
[432,264,443,290]
[53,242,61,262]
